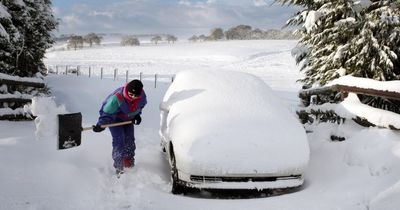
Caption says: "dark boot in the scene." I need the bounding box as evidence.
[116,168,124,178]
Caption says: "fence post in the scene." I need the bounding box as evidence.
[171,75,174,83]
[56,66,59,74]
[101,67,103,79]
[65,66,68,75]
[139,72,142,81]
[89,67,91,78]
[126,70,129,83]
[154,73,157,88]
[114,69,118,81]
[77,66,80,76]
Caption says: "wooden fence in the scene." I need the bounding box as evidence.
[46,65,175,88]
[298,84,400,133]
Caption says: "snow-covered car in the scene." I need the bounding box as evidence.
[159,70,310,194]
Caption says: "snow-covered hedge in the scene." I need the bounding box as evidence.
[298,76,400,134]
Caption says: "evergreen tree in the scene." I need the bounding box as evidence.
[277,0,400,113]
[348,0,400,110]
[22,0,58,76]
[277,0,400,86]
[1,0,57,77]
[346,0,400,81]
[0,2,17,74]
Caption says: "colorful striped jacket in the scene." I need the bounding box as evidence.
[97,83,147,125]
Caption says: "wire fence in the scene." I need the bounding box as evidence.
[46,65,175,88]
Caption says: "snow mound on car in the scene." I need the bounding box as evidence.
[161,70,310,175]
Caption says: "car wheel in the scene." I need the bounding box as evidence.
[170,151,185,194]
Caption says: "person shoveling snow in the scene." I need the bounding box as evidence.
[93,79,147,177]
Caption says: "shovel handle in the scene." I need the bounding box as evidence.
[82,121,133,131]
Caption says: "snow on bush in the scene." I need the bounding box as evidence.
[29,97,68,140]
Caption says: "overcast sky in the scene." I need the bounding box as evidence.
[52,0,299,38]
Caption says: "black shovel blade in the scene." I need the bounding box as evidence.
[58,112,83,150]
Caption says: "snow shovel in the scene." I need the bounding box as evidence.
[57,112,132,150]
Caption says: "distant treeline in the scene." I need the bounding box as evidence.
[55,25,298,51]
[188,25,299,42]
[56,33,179,50]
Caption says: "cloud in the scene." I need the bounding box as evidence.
[253,0,267,7]
[178,0,216,7]
[71,4,90,14]
[54,0,298,37]
[178,0,191,6]
[89,11,114,18]
[62,15,83,28]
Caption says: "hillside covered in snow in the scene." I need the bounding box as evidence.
[0,40,399,210]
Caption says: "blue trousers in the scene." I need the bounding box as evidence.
[109,124,136,170]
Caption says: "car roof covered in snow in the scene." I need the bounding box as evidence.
[160,70,309,175]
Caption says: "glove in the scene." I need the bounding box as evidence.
[133,115,142,125]
[93,124,105,132]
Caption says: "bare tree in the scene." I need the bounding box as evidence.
[210,28,224,40]
[166,35,178,43]
[151,35,162,45]
[121,36,140,46]
[250,28,264,40]
[84,33,102,47]
[225,25,252,40]
[198,34,207,42]
[67,35,84,50]
[188,35,199,42]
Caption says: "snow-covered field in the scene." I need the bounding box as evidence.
[1,40,399,210]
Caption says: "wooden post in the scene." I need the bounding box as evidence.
[89,67,91,78]
[171,75,174,83]
[154,73,157,88]
[101,68,103,79]
[139,72,143,81]
[126,70,129,83]
[56,66,59,74]
[114,69,118,81]
[65,66,68,75]
[77,66,80,76]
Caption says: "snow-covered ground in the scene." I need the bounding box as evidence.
[1,40,399,210]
